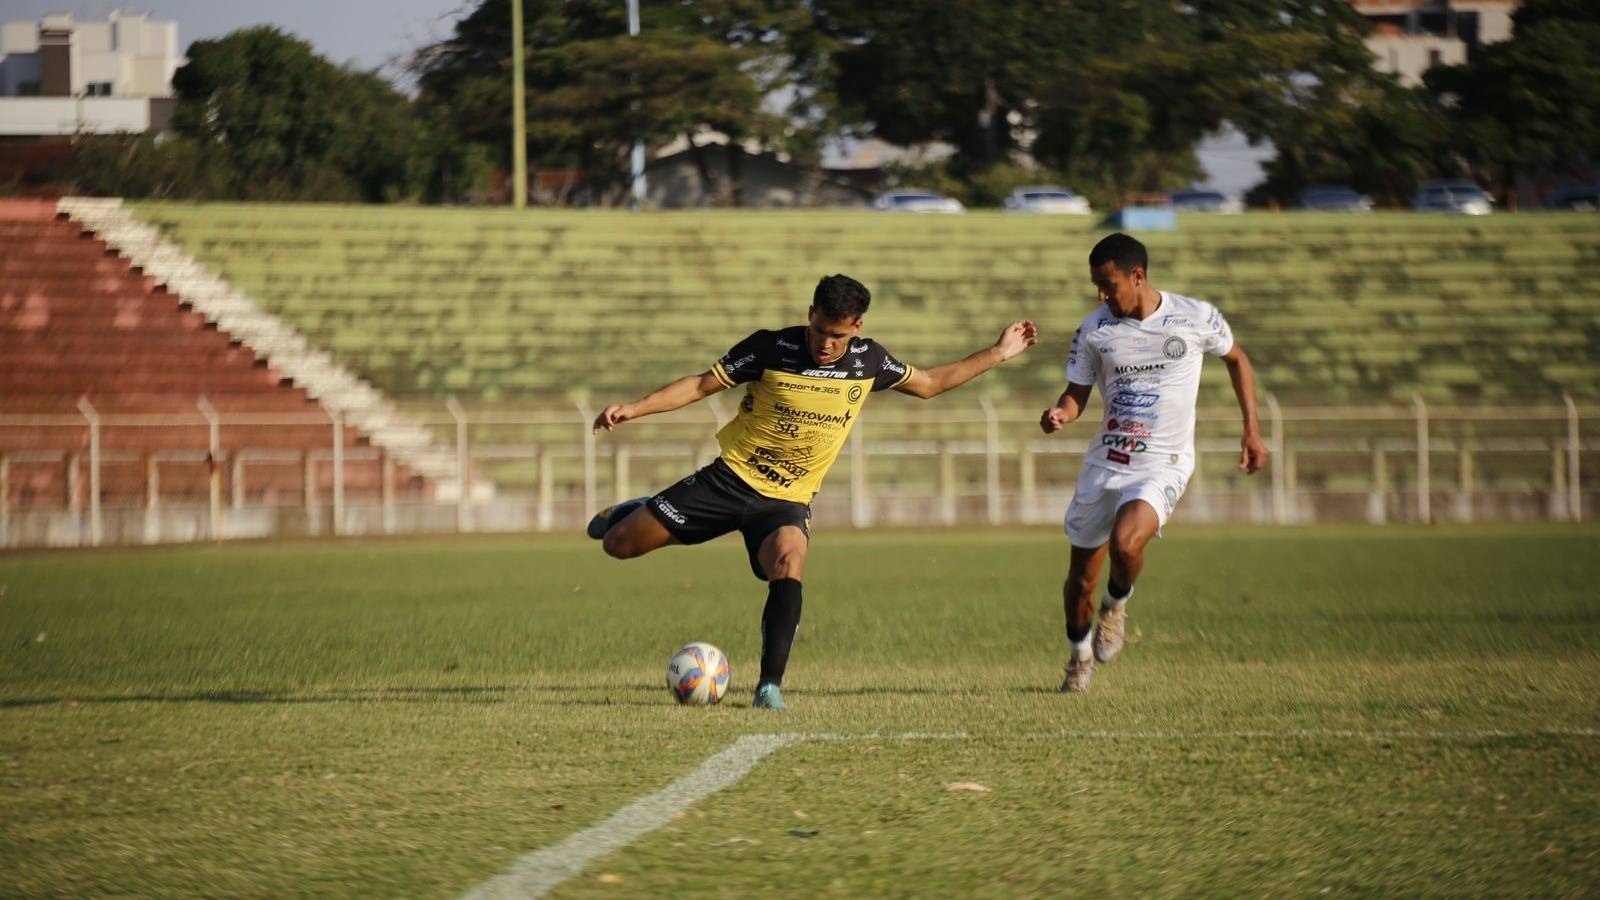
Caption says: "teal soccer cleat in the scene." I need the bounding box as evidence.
[586,497,649,540]
[753,683,786,710]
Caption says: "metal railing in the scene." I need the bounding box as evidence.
[1,395,1593,549]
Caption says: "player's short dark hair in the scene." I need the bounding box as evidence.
[1089,233,1149,274]
[813,274,871,321]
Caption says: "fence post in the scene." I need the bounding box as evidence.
[1283,448,1298,524]
[381,448,396,535]
[1266,393,1286,524]
[980,399,1001,524]
[144,452,160,545]
[1456,441,1474,523]
[850,424,869,528]
[303,452,317,533]
[1368,441,1387,525]
[1566,393,1582,522]
[447,397,472,533]
[537,444,554,532]
[77,397,101,547]
[1,453,10,549]
[1413,393,1430,524]
[939,441,957,526]
[331,408,345,536]
[1551,440,1568,521]
[230,453,245,510]
[575,400,596,520]
[197,396,221,541]
[1019,441,1036,524]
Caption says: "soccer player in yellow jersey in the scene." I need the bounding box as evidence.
[589,274,1037,709]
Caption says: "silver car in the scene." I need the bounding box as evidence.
[1412,180,1494,215]
[871,190,965,213]
[1002,186,1092,214]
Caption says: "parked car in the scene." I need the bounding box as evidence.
[1412,180,1494,215]
[1170,190,1243,214]
[1298,186,1373,212]
[870,190,964,213]
[1547,183,1600,211]
[1002,186,1092,214]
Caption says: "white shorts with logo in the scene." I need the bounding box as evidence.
[1064,463,1190,548]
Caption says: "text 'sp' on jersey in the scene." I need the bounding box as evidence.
[709,326,915,503]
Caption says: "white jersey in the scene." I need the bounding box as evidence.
[1065,291,1234,473]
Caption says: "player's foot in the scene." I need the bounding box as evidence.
[1060,653,1094,694]
[1093,602,1127,664]
[586,497,648,539]
[753,682,785,710]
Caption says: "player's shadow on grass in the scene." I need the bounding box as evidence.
[0,683,671,709]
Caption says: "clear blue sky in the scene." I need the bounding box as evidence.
[2,1,1271,193]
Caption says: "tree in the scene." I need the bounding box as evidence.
[1426,0,1600,194]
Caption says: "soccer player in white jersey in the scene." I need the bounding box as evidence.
[1040,233,1269,693]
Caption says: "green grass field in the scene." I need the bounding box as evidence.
[4,525,1599,897]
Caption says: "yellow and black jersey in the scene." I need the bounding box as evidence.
[709,326,915,503]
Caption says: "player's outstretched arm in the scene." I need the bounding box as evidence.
[894,320,1038,400]
[592,371,727,434]
[1040,382,1093,434]
[1221,344,1269,474]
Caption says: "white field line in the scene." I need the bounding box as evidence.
[463,725,1598,898]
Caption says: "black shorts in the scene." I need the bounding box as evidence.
[646,459,812,581]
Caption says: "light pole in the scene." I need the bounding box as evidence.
[628,0,646,208]
[511,0,527,208]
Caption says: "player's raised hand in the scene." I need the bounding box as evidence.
[1239,432,1270,474]
[1040,405,1072,434]
[592,403,632,435]
[994,320,1039,361]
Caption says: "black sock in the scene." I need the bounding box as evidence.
[759,578,803,687]
[1107,578,1130,601]
[608,497,648,529]
[1066,619,1092,644]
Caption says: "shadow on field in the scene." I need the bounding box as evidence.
[0,684,670,709]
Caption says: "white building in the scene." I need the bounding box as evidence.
[1350,1,1519,87]
[0,10,180,136]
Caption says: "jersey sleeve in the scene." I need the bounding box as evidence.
[1065,326,1100,384]
[710,331,769,387]
[1199,303,1235,357]
[871,344,916,392]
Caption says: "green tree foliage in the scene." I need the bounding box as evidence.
[1426,0,1600,191]
[412,0,796,202]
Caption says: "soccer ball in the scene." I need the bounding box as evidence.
[666,642,731,706]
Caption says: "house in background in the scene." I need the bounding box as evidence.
[1350,0,1519,86]
[0,10,181,138]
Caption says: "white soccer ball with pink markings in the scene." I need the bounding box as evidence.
[666,642,731,706]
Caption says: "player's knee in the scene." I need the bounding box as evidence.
[1109,528,1144,564]
[602,528,638,559]
[766,549,805,580]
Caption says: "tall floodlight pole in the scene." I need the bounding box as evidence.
[511,0,528,208]
[628,0,646,208]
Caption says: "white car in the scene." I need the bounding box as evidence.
[1412,180,1494,215]
[871,190,965,213]
[1002,186,1092,214]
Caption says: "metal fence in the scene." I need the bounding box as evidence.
[1,395,1593,549]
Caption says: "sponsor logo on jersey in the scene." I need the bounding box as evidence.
[1163,337,1187,360]
[850,343,871,354]
[1162,484,1179,514]
[1110,391,1159,410]
[881,359,906,376]
[1107,449,1131,464]
[773,378,842,395]
[1161,315,1191,326]
[1114,362,1166,375]
[775,421,801,437]
[801,368,850,379]
[1102,434,1148,453]
[741,394,754,413]
[654,498,687,524]
[773,402,853,428]
[751,445,810,478]
[1091,318,1116,330]
[724,352,757,371]
[776,338,800,350]
[1106,418,1152,437]
[853,358,864,369]
[847,384,863,402]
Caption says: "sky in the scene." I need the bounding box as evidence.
[0,1,1271,193]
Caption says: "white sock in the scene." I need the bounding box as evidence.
[1103,585,1133,610]
[1071,633,1092,660]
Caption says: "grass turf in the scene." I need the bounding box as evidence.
[2,524,1598,897]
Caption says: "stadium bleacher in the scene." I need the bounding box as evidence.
[128,204,1600,407]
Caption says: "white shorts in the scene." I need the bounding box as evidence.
[1064,464,1190,549]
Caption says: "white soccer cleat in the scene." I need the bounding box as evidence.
[1060,652,1094,694]
[1093,603,1126,664]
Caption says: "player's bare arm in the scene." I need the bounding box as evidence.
[592,371,728,434]
[894,320,1038,399]
[1041,382,1094,434]
[1221,344,1269,474]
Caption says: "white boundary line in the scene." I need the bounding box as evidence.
[463,725,1599,898]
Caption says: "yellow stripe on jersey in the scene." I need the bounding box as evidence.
[710,362,737,389]
[892,365,915,389]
